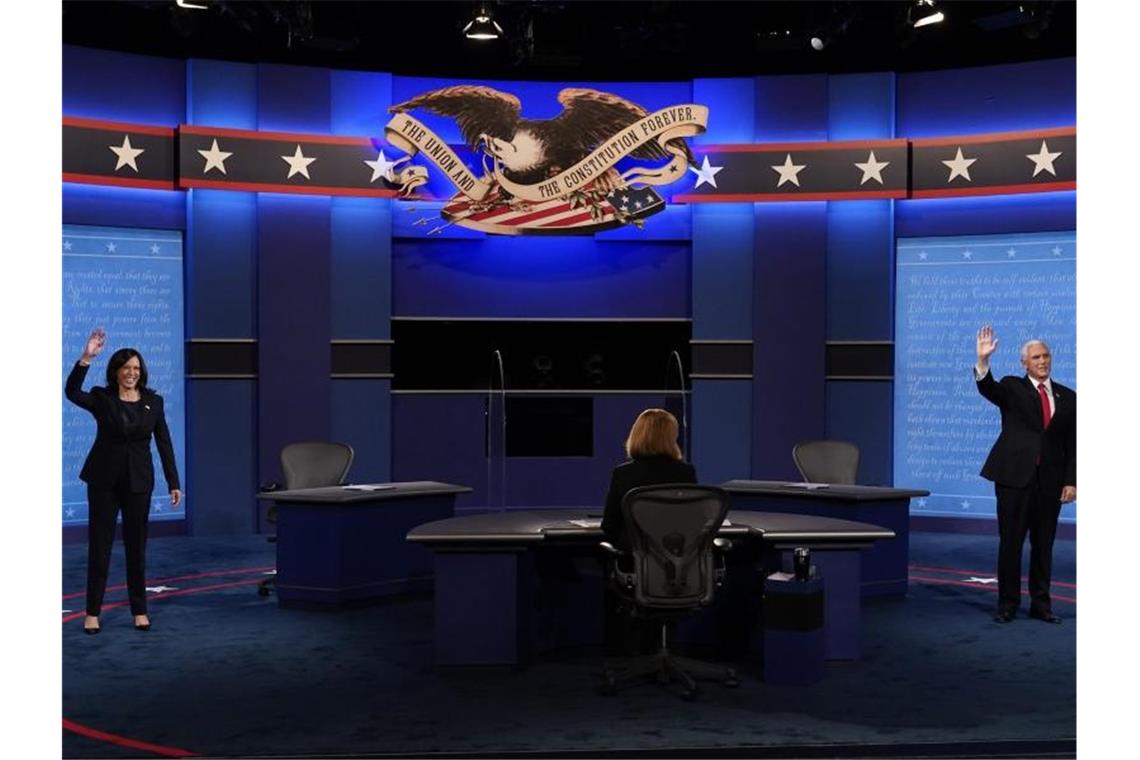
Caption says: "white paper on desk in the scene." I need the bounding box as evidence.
[783,482,830,490]
[767,571,796,582]
[342,484,397,491]
[569,519,602,528]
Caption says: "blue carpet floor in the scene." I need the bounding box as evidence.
[61,531,1075,758]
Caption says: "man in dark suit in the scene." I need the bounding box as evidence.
[974,325,1076,624]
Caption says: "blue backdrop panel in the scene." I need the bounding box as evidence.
[187,58,258,128]
[331,197,392,338]
[63,184,185,232]
[754,74,828,141]
[256,194,332,492]
[186,189,257,337]
[827,72,896,140]
[897,59,1075,137]
[893,231,1076,522]
[186,380,256,535]
[692,78,755,144]
[826,381,893,486]
[257,63,331,133]
[692,380,752,484]
[392,237,690,318]
[826,200,894,340]
[63,45,186,125]
[752,203,827,479]
[692,203,753,339]
[331,379,391,485]
[896,192,1076,239]
[331,69,393,136]
[62,224,187,526]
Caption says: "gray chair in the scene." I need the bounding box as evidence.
[792,439,859,485]
[600,484,738,700]
[258,441,355,597]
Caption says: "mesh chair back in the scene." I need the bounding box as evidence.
[792,439,859,485]
[621,484,730,609]
[280,441,354,490]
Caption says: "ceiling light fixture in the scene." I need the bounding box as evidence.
[912,0,945,28]
[464,5,504,40]
[175,0,210,9]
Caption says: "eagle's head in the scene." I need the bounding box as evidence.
[479,128,549,177]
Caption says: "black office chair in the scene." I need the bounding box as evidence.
[792,439,859,485]
[599,484,738,700]
[258,441,355,597]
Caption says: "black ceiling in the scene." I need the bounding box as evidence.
[62,1,1076,81]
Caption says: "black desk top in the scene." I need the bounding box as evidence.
[720,480,929,501]
[406,509,895,549]
[257,481,472,504]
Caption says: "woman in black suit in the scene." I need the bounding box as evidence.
[601,408,697,554]
[65,327,182,634]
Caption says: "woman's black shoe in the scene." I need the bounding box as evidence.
[134,623,152,631]
[83,625,100,635]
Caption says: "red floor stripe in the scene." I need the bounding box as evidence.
[909,574,1077,604]
[62,578,265,623]
[62,718,200,757]
[909,563,1077,589]
[62,565,275,600]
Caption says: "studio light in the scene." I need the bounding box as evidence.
[464,5,504,40]
[175,0,210,9]
[912,0,945,28]
[810,36,826,51]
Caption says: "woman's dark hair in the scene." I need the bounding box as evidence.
[105,348,149,392]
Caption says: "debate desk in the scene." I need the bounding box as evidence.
[721,481,929,598]
[407,509,894,667]
[257,481,471,607]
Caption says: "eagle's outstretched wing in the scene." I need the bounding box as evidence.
[389,85,521,150]
[550,88,695,164]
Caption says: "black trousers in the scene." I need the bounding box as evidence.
[86,484,153,617]
[995,473,1062,614]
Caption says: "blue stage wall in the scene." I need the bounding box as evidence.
[62,45,1076,534]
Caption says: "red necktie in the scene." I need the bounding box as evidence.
[1037,383,1052,429]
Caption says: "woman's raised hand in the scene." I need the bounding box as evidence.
[82,327,107,362]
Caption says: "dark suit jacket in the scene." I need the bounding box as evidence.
[601,455,698,552]
[65,361,181,494]
[977,371,1076,496]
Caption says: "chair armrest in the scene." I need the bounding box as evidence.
[599,541,621,556]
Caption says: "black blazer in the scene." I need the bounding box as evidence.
[65,361,181,494]
[601,455,698,552]
[977,371,1076,494]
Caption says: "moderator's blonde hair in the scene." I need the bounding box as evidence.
[625,408,683,460]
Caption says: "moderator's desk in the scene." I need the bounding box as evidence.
[721,481,929,598]
[258,481,471,607]
[407,509,894,666]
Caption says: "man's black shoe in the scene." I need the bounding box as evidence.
[1029,610,1062,624]
[993,610,1015,624]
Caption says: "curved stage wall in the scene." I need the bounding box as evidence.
[61,45,1076,535]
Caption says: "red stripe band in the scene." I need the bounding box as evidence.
[62,718,200,758]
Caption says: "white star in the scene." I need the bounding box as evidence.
[281,144,316,179]
[918,251,928,260]
[146,585,178,594]
[942,147,977,183]
[197,138,233,175]
[690,155,724,189]
[915,498,927,508]
[620,195,630,204]
[106,242,117,253]
[960,500,972,510]
[363,150,397,183]
[962,250,973,259]
[1026,140,1062,177]
[854,151,890,185]
[150,243,161,254]
[109,135,145,172]
[965,576,999,585]
[65,507,76,518]
[1007,248,1017,258]
[634,200,643,209]
[771,154,806,188]
[63,240,73,251]
[1051,246,1063,256]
